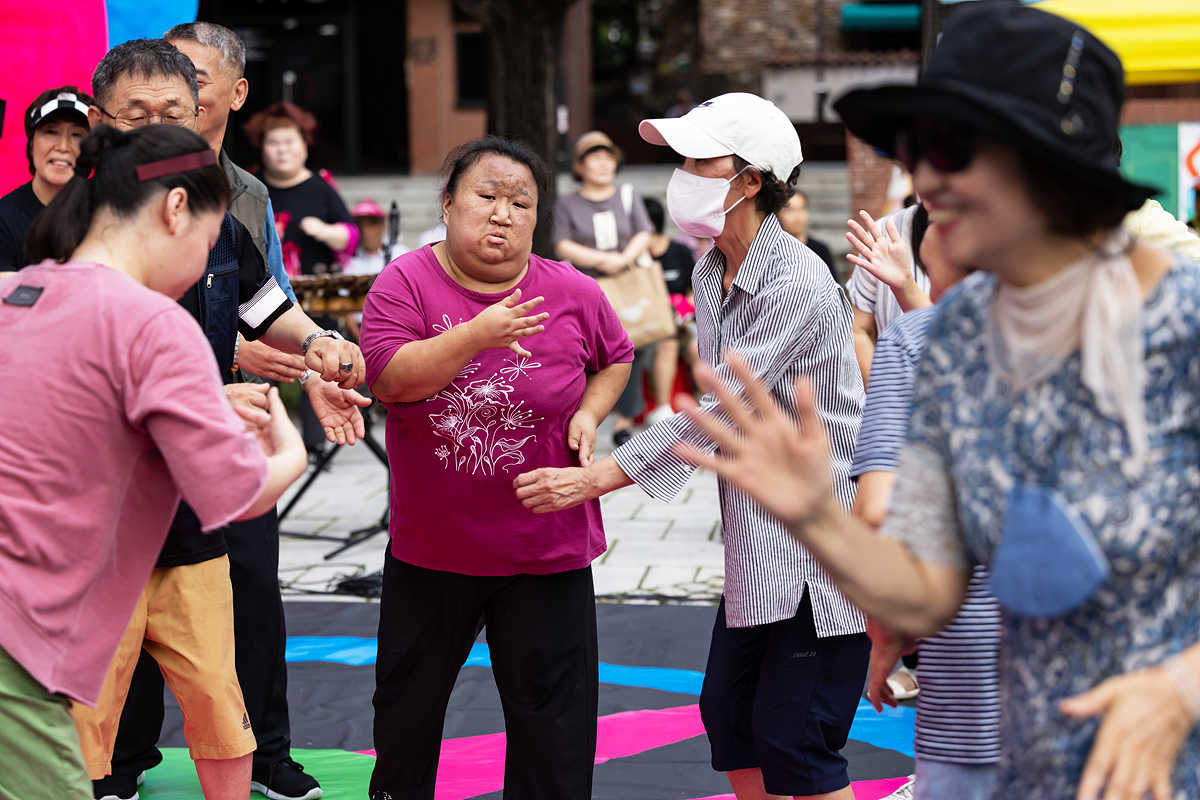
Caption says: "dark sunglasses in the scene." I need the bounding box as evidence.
[894,119,979,174]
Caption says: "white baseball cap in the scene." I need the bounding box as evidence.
[639,93,803,181]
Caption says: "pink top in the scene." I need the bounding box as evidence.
[361,247,634,575]
[0,261,268,705]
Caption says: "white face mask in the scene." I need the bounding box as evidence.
[666,166,750,239]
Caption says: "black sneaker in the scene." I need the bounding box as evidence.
[251,758,322,800]
[94,770,143,800]
[613,428,633,448]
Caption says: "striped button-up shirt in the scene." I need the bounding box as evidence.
[612,213,866,633]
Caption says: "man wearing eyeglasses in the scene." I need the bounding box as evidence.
[71,38,366,800]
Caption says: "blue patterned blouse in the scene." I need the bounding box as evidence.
[882,260,1200,797]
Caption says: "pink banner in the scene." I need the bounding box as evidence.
[0,0,107,193]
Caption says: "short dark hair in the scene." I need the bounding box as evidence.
[643,196,666,234]
[92,38,199,110]
[910,203,930,267]
[1015,152,1135,237]
[732,155,800,215]
[26,124,229,264]
[440,135,550,208]
[165,21,246,77]
[24,85,95,176]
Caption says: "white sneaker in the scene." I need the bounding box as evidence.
[645,404,675,426]
[882,776,915,800]
[886,665,920,700]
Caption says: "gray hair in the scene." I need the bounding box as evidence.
[165,21,246,78]
[92,38,199,109]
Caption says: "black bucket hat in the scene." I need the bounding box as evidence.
[833,1,1158,211]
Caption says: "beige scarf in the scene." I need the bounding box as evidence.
[987,230,1146,471]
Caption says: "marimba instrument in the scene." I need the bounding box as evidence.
[289,273,378,313]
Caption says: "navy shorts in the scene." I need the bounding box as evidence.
[699,592,870,796]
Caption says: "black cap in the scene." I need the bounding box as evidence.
[25,87,93,138]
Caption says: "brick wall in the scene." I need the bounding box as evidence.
[701,0,846,76]
[846,131,894,220]
[1123,97,1200,126]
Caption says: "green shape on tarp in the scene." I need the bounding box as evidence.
[138,748,373,798]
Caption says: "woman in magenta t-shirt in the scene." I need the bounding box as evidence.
[0,125,307,798]
[361,136,633,798]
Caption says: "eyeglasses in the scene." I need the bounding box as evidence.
[99,107,198,129]
[895,119,978,174]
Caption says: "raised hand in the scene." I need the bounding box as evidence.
[466,288,549,358]
[846,210,914,290]
[673,352,837,529]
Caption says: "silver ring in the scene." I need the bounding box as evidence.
[339,362,353,372]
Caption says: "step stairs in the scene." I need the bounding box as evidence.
[335,162,853,278]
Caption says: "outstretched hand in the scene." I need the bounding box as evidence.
[673,352,837,529]
[846,210,913,290]
[304,379,372,446]
[468,288,549,358]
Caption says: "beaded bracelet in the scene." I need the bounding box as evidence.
[1164,653,1200,723]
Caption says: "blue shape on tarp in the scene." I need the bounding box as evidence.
[286,639,704,694]
[286,636,378,667]
[284,637,915,755]
[848,700,916,757]
[106,0,198,48]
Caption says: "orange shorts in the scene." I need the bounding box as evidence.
[71,556,255,778]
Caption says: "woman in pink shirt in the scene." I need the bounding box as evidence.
[360,136,634,799]
[0,124,307,799]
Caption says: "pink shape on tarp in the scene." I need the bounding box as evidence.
[687,776,910,800]
[356,704,707,800]
[0,0,108,193]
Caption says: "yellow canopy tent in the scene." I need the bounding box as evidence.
[1032,0,1200,85]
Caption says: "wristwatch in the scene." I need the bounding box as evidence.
[301,329,343,355]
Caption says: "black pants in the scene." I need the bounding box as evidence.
[369,556,598,800]
[614,344,656,420]
[108,510,292,777]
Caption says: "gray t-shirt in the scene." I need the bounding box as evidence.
[554,185,653,276]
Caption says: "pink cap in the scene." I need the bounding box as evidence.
[351,199,385,218]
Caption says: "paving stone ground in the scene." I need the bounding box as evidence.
[277,409,724,606]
